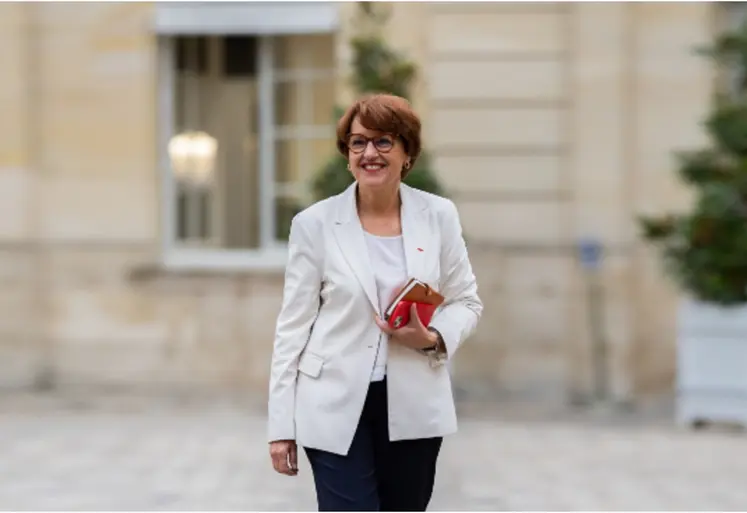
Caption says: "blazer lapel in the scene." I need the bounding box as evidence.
[400,184,432,286]
[332,183,434,314]
[333,184,380,314]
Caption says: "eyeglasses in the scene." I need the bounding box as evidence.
[345,133,396,154]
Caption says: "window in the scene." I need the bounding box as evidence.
[273,35,337,240]
[158,33,336,268]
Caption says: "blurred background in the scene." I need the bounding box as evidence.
[1,1,747,510]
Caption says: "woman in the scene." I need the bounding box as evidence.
[267,93,482,511]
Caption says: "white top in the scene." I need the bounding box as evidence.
[363,232,408,382]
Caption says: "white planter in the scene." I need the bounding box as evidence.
[677,297,747,428]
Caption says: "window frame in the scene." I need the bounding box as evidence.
[157,33,335,272]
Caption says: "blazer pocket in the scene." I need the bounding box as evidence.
[298,351,324,379]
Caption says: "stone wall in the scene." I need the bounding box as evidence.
[0,2,162,390]
[0,2,715,404]
[414,2,712,401]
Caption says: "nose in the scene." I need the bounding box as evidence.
[362,140,379,158]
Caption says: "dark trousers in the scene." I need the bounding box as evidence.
[304,379,443,511]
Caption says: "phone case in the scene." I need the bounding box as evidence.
[387,300,438,329]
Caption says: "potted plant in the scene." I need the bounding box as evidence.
[638,19,747,428]
[311,2,445,201]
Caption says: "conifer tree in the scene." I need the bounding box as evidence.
[640,19,747,305]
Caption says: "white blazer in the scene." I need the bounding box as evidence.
[267,183,483,456]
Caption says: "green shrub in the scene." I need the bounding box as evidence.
[639,19,747,305]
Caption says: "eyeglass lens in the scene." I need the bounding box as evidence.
[347,134,395,154]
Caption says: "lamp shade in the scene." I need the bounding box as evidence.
[168,131,218,185]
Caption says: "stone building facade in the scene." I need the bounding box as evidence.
[0,2,718,404]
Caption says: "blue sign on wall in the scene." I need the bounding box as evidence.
[577,238,602,270]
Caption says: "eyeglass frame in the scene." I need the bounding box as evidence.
[344,133,401,154]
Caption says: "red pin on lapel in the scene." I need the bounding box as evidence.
[417,247,424,252]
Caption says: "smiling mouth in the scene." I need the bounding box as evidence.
[362,163,386,172]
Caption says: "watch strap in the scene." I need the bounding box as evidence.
[422,327,445,354]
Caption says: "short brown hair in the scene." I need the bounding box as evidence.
[336,93,422,177]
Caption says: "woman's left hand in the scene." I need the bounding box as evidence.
[375,303,438,351]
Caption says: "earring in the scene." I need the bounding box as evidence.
[404,161,411,170]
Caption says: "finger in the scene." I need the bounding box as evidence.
[271,454,283,473]
[285,456,298,476]
[389,329,418,350]
[289,443,298,472]
[272,451,291,475]
[375,315,395,335]
[275,456,295,476]
[409,303,424,328]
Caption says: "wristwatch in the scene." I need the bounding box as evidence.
[421,327,445,355]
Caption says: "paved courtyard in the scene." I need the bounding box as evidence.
[0,394,746,511]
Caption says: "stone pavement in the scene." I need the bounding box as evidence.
[0,394,746,511]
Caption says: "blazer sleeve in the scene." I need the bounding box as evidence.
[429,199,483,360]
[267,214,322,442]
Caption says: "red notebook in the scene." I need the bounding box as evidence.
[384,278,445,329]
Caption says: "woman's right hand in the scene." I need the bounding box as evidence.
[269,439,298,476]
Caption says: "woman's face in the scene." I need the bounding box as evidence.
[346,116,409,191]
